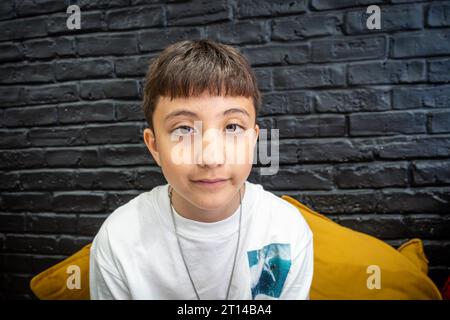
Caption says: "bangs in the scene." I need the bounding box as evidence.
[154,42,257,100]
[143,40,261,129]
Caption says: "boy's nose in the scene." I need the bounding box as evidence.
[195,129,225,167]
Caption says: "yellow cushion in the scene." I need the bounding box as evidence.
[397,238,429,274]
[30,243,91,300]
[30,196,442,300]
[281,195,442,300]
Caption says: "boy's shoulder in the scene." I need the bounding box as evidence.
[255,183,308,222]
[93,185,165,247]
[103,188,154,222]
[248,182,312,255]
[251,182,312,239]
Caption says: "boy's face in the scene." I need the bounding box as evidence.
[143,92,259,213]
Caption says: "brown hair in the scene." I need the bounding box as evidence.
[142,39,261,131]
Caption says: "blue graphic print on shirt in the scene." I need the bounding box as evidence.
[247,243,291,299]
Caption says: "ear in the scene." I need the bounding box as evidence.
[253,123,260,146]
[143,128,161,167]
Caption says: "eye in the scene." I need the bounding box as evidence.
[172,125,195,136]
[225,123,244,134]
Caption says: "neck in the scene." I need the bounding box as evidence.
[170,183,245,223]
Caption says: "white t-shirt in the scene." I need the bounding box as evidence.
[90,180,314,300]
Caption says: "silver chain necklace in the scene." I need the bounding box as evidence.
[168,185,243,300]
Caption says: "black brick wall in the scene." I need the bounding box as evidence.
[1,0,449,299]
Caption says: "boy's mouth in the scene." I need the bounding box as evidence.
[191,178,230,188]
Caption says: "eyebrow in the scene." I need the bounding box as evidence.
[164,108,250,122]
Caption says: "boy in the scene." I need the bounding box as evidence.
[90,40,313,300]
